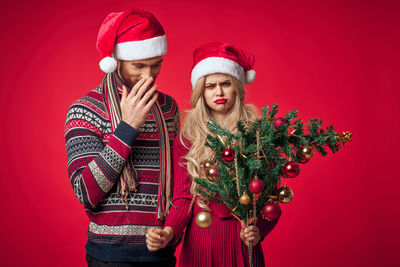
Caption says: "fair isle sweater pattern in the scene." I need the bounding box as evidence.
[65,85,179,257]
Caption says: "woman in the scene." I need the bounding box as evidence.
[146,42,280,267]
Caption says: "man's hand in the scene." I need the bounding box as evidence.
[146,226,174,252]
[240,219,261,247]
[120,77,158,129]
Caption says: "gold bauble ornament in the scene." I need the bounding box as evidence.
[239,192,251,205]
[195,211,212,228]
[277,185,294,204]
[301,146,315,159]
[206,167,219,181]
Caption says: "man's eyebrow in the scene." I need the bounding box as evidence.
[153,59,163,64]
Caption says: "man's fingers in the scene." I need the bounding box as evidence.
[135,77,154,100]
[140,84,158,105]
[144,92,158,110]
[128,78,145,99]
[121,85,128,101]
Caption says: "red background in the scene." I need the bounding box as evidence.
[1,0,399,266]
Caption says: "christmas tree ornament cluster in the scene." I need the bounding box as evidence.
[193,104,352,228]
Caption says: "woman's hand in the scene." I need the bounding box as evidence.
[146,226,174,252]
[240,219,261,247]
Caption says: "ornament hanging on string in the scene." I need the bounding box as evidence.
[195,211,212,228]
[283,161,300,178]
[249,177,265,194]
[222,148,235,162]
[277,185,294,204]
[262,202,282,221]
[240,192,251,205]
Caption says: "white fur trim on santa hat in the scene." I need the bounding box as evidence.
[245,70,256,84]
[99,56,118,73]
[191,57,245,89]
[114,35,167,61]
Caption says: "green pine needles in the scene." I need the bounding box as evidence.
[194,104,352,222]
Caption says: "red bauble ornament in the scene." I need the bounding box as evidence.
[222,148,235,162]
[249,178,264,194]
[273,117,288,130]
[283,161,300,178]
[262,202,282,221]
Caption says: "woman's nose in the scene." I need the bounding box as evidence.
[216,85,224,96]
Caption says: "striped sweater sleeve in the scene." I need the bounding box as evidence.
[64,102,139,208]
[164,136,193,240]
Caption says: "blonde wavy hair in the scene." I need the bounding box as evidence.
[179,74,259,210]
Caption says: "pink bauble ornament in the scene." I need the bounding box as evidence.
[262,202,282,221]
[249,178,264,194]
[222,148,235,162]
[273,117,288,130]
[283,162,300,178]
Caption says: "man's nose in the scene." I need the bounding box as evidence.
[141,67,152,79]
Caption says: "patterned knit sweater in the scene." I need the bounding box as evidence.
[64,76,179,262]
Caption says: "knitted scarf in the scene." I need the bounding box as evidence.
[102,72,171,220]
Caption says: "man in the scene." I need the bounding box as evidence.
[65,9,179,266]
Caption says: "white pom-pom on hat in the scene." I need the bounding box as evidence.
[245,70,256,84]
[99,56,118,73]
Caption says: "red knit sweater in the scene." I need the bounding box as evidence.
[65,73,180,262]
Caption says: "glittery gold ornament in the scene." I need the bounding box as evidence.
[239,192,251,205]
[341,131,353,143]
[277,185,294,204]
[195,211,212,228]
[300,146,314,159]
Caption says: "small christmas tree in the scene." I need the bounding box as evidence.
[194,104,352,224]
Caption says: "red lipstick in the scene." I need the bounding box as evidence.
[214,99,227,104]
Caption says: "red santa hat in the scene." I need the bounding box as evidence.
[190,42,256,89]
[96,9,167,73]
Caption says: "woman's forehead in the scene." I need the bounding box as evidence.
[205,73,231,83]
